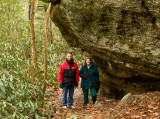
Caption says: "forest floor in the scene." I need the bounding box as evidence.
[44,86,160,119]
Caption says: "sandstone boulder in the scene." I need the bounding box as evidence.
[42,0,160,99]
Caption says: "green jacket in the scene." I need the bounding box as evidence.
[79,63,99,89]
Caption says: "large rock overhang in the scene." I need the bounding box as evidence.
[42,0,160,99]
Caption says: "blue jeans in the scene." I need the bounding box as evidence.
[62,86,74,106]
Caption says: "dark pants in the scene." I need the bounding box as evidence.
[82,87,97,105]
[62,86,74,106]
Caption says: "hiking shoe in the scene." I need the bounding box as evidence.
[83,104,87,106]
[62,106,67,109]
[69,106,75,109]
[83,104,87,108]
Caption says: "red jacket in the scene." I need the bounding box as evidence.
[58,60,79,87]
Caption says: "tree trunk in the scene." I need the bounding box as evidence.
[29,0,31,20]
[30,0,41,84]
[49,18,53,44]
[42,3,51,95]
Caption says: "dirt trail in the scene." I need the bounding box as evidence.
[45,86,160,119]
[46,86,117,118]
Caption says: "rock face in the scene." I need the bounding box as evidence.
[42,0,160,99]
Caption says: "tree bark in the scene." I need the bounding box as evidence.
[42,3,51,95]
[49,18,53,44]
[29,0,31,20]
[30,0,41,84]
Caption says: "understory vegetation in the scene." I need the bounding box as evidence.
[0,0,84,118]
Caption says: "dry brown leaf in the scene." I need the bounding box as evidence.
[131,115,140,118]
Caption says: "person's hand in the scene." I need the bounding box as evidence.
[82,75,87,79]
[75,83,78,87]
[60,84,63,88]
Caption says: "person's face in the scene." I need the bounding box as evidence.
[66,53,72,61]
[86,59,91,66]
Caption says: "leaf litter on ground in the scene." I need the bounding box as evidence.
[44,86,160,119]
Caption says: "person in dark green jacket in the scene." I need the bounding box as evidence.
[79,57,99,106]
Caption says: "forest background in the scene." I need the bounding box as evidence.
[0,0,84,118]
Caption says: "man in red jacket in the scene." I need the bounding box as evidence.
[58,52,79,109]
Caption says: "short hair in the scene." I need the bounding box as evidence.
[85,57,92,64]
[67,51,72,55]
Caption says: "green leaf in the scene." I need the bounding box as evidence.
[1,87,5,93]
[2,74,5,80]
[3,101,6,107]
[35,113,42,119]
[7,97,11,102]
[19,101,22,107]
[70,115,77,119]
[0,80,3,86]
[9,82,14,89]
[13,112,16,118]
[10,75,13,81]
